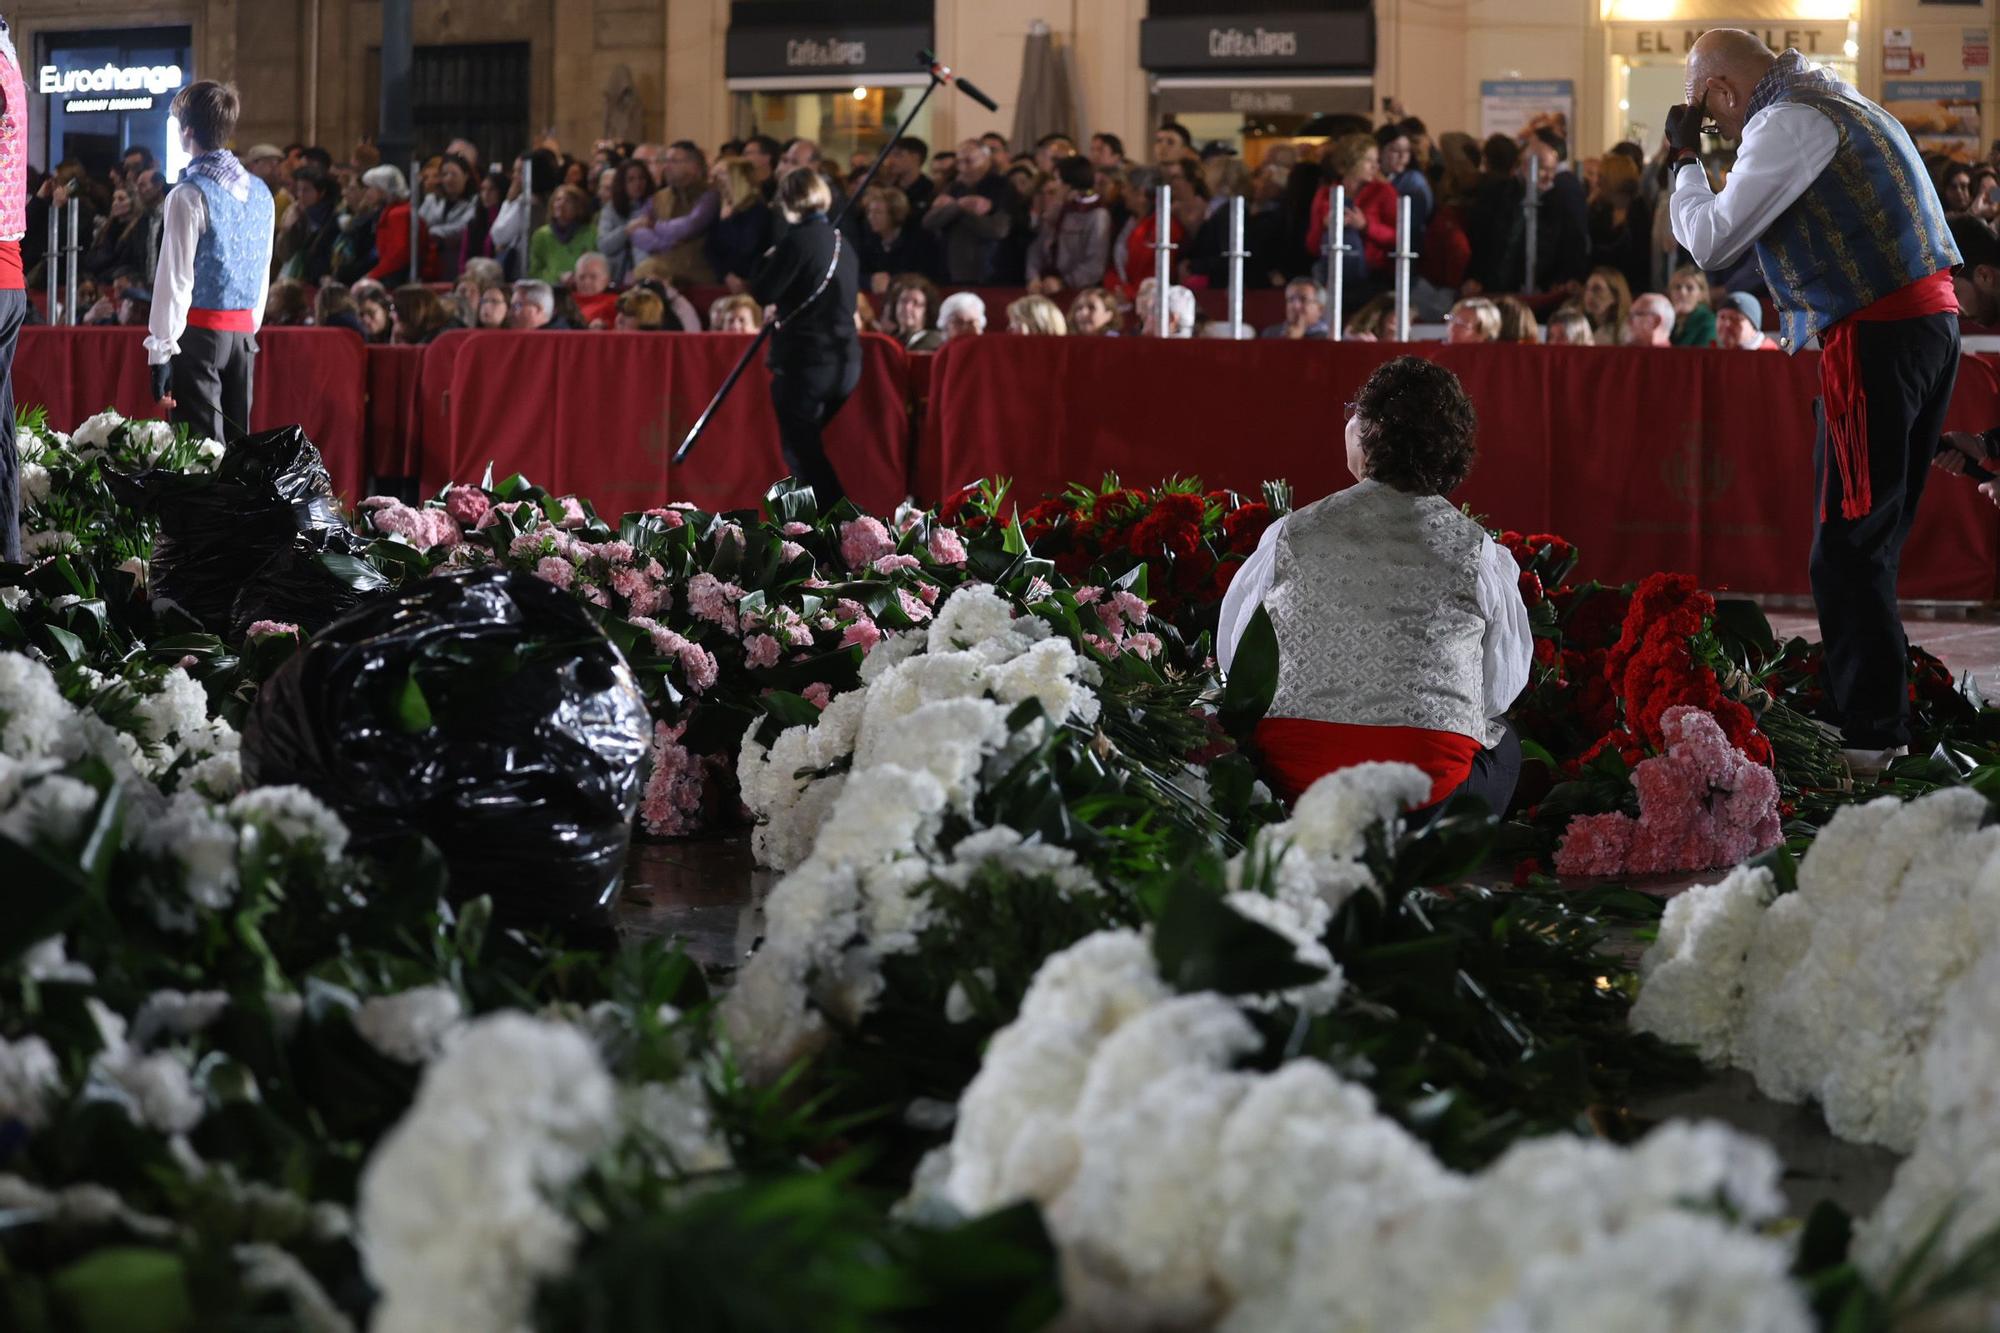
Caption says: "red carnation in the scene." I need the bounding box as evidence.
[1223,502,1275,556]
[1519,570,1545,608]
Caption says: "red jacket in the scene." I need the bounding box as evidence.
[1307,179,1398,272]
[367,201,440,283]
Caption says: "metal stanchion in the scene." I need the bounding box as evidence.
[64,196,80,326]
[1327,183,1348,342]
[1225,195,1248,338]
[1392,195,1414,343]
[45,199,58,324]
[1151,183,1175,337]
[1522,154,1541,297]
[409,158,421,284]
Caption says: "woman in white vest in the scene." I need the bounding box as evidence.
[1218,356,1533,818]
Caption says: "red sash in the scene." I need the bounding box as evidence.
[1254,717,1483,807]
[1817,270,1957,520]
[187,308,256,333]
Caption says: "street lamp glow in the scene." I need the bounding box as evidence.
[851,86,867,101]
[1843,38,1859,58]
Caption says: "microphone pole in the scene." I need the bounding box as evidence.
[673,52,997,467]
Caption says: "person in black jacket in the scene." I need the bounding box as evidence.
[753,167,860,509]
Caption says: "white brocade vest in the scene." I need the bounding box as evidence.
[1263,480,1497,745]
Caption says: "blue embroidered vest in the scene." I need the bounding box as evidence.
[184,167,273,312]
[1747,51,1958,352]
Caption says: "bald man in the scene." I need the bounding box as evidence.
[1667,31,1961,776]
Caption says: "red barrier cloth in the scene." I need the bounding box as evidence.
[680,282,1288,337]
[365,344,427,478]
[13,326,368,501]
[924,338,2000,600]
[431,330,912,515]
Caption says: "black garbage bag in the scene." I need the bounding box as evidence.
[242,569,652,929]
[108,425,350,635]
[228,528,392,641]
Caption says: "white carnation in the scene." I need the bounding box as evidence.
[0,652,70,760]
[69,409,125,450]
[19,460,50,506]
[1629,865,1777,1062]
[226,785,350,862]
[355,986,465,1064]
[0,1034,62,1128]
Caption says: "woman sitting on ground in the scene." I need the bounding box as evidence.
[1217,356,1531,819]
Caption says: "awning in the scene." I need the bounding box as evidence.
[727,72,931,92]
[1152,75,1372,118]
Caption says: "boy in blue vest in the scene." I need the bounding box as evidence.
[146,81,271,442]
[1666,31,1963,778]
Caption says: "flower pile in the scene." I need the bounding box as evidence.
[921,927,1810,1332]
[1553,706,1781,877]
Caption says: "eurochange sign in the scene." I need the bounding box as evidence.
[39,62,185,113]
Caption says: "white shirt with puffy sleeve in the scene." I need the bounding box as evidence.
[1668,102,1839,273]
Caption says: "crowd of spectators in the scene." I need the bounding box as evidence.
[27,106,2000,349]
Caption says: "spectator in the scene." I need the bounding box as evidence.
[1491,129,1591,297]
[1495,295,1541,343]
[1666,264,1716,347]
[476,283,512,329]
[1579,266,1632,346]
[1033,133,1077,175]
[615,287,667,330]
[455,256,505,298]
[1343,293,1395,340]
[857,186,936,293]
[419,152,478,278]
[924,139,1016,283]
[529,184,596,284]
[1626,292,1674,347]
[510,279,565,330]
[1089,132,1125,168]
[599,160,654,281]
[1545,308,1594,345]
[938,290,987,340]
[490,149,560,271]
[314,282,365,336]
[1308,134,1398,307]
[243,143,291,241]
[274,165,341,281]
[629,140,718,284]
[1006,293,1067,335]
[117,285,152,328]
[1715,291,1778,350]
[1068,285,1118,336]
[1587,151,1652,301]
[629,258,701,330]
[466,167,508,263]
[1262,277,1329,339]
[446,137,483,177]
[742,133,783,191]
[1940,161,1975,215]
[359,165,438,284]
[709,293,763,332]
[883,274,945,351]
[83,182,161,282]
[355,288,393,343]
[1464,134,1522,293]
[883,135,935,217]
[1418,133,1479,290]
[264,278,311,326]
[1447,296,1501,344]
[392,284,458,344]
[570,251,618,328]
[928,150,959,194]
[1115,166,1186,293]
[781,138,821,173]
[1162,283,1197,338]
[1153,120,1196,165]
[980,131,1012,172]
[705,156,771,290]
[1027,156,1113,294]
[1376,122,1434,240]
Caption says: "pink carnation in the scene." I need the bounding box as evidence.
[245,620,300,640]
[917,582,939,605]
[688,572,745,631]
[1075,586,1104,605]
[1126,632,1163,661]
[578,582,610,607]
[897,588,932,623]
[782,521,812,537]
[802,681,833,710]
[640,721,708,837]
[367,499,462,552]
[1553,706,1780,878]
[478,499,536,531]
[444,485,491,528]
[744,633,781,669]
[840,618,882,652]
[839,516,896,569]
[534,556,575,589]
[874,554,922,575]
[557,496,588,529]
[610,566,653,603]
[780,541,807,564]
[643,507,687,529]
[927,527,968,566]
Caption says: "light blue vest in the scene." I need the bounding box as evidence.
[184,167,273,312]
[1747,51,1958,351]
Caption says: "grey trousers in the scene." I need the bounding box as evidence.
[169,325,257,443]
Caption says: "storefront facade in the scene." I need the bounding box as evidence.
[1140,3,1374,160]
[34,25,194,176]
[725,0,937,165]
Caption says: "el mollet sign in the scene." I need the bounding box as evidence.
[726,24,934,78]
[1141,12,1372,70]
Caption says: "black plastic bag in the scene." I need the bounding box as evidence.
[109,426,349,635]
[228,529,392,641]
[242,569,652,929]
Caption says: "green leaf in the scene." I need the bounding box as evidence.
[41,623,85,663]
[1218,606,1278,738]
[319,551,392,592]
[48,1248,193,1333]
[394,668,434,733]
[1151,873,1328,996]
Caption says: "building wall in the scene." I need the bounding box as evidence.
[15,0,1998,171]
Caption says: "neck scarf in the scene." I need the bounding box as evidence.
[187,149,249,194]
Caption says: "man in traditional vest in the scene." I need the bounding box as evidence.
[1668,31,1962,776]
[0,12,26,563]
[147,81,272,442]
[1216,356,1532,819]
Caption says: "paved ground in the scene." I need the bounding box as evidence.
[619,604,2000,1215]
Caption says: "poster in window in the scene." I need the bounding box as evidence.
[1883,79,1983,160]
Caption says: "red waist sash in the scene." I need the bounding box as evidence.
[1818,270,1957,521]
[187,307,256,333]
[1254,717,1484,808]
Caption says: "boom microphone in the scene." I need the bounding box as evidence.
[920,49,1001,112]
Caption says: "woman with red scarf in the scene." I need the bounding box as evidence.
[1306,133,1398,312]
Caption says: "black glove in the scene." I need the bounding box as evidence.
[150,361,171,401]
[1665,103,1705,156]
[1935,430,2000,480]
